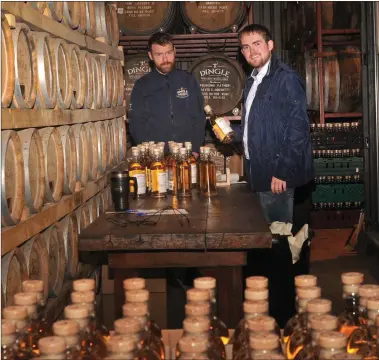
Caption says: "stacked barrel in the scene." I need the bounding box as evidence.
[1,2,126,306]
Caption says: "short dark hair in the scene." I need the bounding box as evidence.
[238,24,272,43]
[148,32,174,52]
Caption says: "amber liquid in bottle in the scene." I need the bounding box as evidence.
[199,148,217,197]
[177,147,192,197]
[204,105,234,144]
[129,148,147,198]
[150,148,167,198]
[185,142,197,188]
[167,146,179,195]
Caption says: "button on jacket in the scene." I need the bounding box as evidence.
[129,68,206,152]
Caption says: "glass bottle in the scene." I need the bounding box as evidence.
[338,273,364,340]
[317,331,348,359]
[167,146,180,195]
[204,105,234,143]
[198,147,205,191]
[113,317,160,360]
[122,300,165,359]
[106,335,137,360]
[52,319,81,359]
[2,320,16,360]
[177,147,192,197]
[38,336,66,360]
[194,277,229,343]
[283,275,319,345]
[185,142,197,188]
[178,335,210,360]
[199,147,217,197]
[140,145,150,195]
[360,313,379,360]
[248,333,282,360]
[129,148,147,198]
[150,148,167,198]
[287,298,332,359]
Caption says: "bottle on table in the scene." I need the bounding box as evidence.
[204,105,234,144]
[105,335,137,360]
[129,147,147,197]
[199,148,217,197]
[167,146,180,195]
[150,148,167,198]
[248,333,283,360]
[38,336,66,360]
[2,320,16,360]
[52,319,81,359]
[184,142,198,188]
[177,147,192,197]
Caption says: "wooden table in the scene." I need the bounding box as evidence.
[79,184,271,327]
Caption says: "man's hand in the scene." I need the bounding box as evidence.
[271,176,287,194]
[212,118,231,143]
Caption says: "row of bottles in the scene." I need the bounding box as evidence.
[313,149,362,158]
[312,201,363,210]
[315,175,362,184]
[310,122,361,133]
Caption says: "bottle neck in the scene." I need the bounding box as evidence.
[318,346,345,359]
[296,297,311,314]
[244,311,268,321]
[343,291,360,315]
[208,288,218,319]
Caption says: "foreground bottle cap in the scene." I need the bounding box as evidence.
[22,280,43,293]
[295,275,317,287]
[122,302,148,317]
[38,336,66,354]
[318,331,347,348]
[185,302,210,317]
[366,297,379,310]
[246,276,268,290]
[309,314,338,331]
[3,306,28,320]
[331,354,364,359]
[249,333,279,350]
[114,317,141,334]
[123,278,145,291]
[341,272,364,285]
[179,335,208,353]
[194,277,216,290]
[64,304,89,319]
[297,286,321,299]
[53,320,79,336]
[1,320,16,335]
[71,291,95,304]
[244,288,269,301]
[107,335,135,354]
[73,279,95,292]
[204,105,212,114]
[307,298,332,313]
[243,300,269,314]
[246,315,276,332]
[251,354,286,360]
[13,292,38,305]
[359,284,379,298]
[124,289,149,303]
[183,316,210,333]
[344,284,360,294]
[187,288,210,302]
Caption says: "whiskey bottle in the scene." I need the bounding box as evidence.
[360,313,379,360]
[177,147,192,197]
[198,147,205,191]
[248,333,282,360]
[199,147,217,197]
[204,105,234,143]
[52,319,81,359]
[185,142,198,188]
[178,335,210,360]
[140,145,151,195]
[167,146,180,195]
[2,320,16,360]
[38,336,66,360]
[150,148,167,198]
[357,285,379,326]
[106,335,137,360]
[317,331,348,359]
[129,148,147,197]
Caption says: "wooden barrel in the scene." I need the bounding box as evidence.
[46,1,64,22]
[18,128,46,214]
[85,2,97,38]
[57,125,77,194]
[99,56,112,108]
[1,248,28,306]
[2,15,15,108]
[81,50,93,109]
[84,122,99,181]
[32,31,57,109]
[68,44,86,109]
[108,3,119,47]
[59,213,78,279]
[43,223,66,297]
[77,2,87,35]
[94,121,107,176]
[181,2,246,33]
[48,37,72,109]
[91,54,103,109]
[20,234,49,301]
[115,61,124,106]
[104,120,114,169]
[63,1,80,29]
[95,2,112,45]
[111,119,120,166]
[124,55,151,111]
[11,23,37,109]
[75,203,90,234]
[28,2,47,13]
[38,127,64,203]
[1,130,25,226]
[96,191,105,216]
[87,198,98,224]
[109,60,118,108]
[190,53,245,115]
[117,2,176,35]
[101,186,111,210]
[72,124,89,187]
[116,117,127,162]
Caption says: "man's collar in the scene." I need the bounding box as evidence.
[250,57,271,79]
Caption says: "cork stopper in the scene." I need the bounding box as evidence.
[13,292,38,305]
[295,275,317,288]
[309,315,338,331]
[22,280,43,293]
[123,278,146,291]
[366,297,379,310]
[249,333,279,351]
[187,288,210,302]
[114,317,141,334]
[38,336,66,354]
[246,315,276,332]
[297,286,321,299]
[71,291,95,304]
[185,302,210,317]
[72,279,95,292]
[183,316,210,333]
[246,276,268,290]
[64,304,89,320]
[307,298,332,313]
[359,284,379,298]
[244,288,269,301]
[2,320,16,335]
[243,300,269,314]
[122,302,148,317]
[250,354,286,360]
[53,320,79,336]
[204,105,212,115]
[341,272,364,285]
[343,284,360,294]
[318,331,347,348]
[179,336,208,353]
[331,354,364,360]
[194,277,216,290]
[107,335,135,354]
[124,289,149,303]
[3,306,28,320]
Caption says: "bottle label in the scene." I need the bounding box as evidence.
[145,168,150,191]
[129,170,146,195]
[213,117,233,141]
[151,169,166,193]
[168,168,174,191]
[165,170,169,190]
[191,164,197,184]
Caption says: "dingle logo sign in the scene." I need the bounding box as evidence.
[126,60,151,76]
[199,62,230,78]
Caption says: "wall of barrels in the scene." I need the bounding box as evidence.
[1,1,126,308]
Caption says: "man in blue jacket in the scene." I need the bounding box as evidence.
[129,32,206,154]
[216,24,314,224]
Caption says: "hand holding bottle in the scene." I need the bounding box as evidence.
[204,105,234,143]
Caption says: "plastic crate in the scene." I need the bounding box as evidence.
[314,157,364,176]
[312,184,364,203]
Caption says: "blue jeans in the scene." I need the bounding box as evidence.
[256,189,295,224]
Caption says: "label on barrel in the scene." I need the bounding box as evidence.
[151,169,166,193]
[129,170,146,195]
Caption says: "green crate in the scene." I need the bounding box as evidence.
[314,157,363,176]
[312,183,364,203]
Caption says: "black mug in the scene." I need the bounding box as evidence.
[110,171,138,212]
